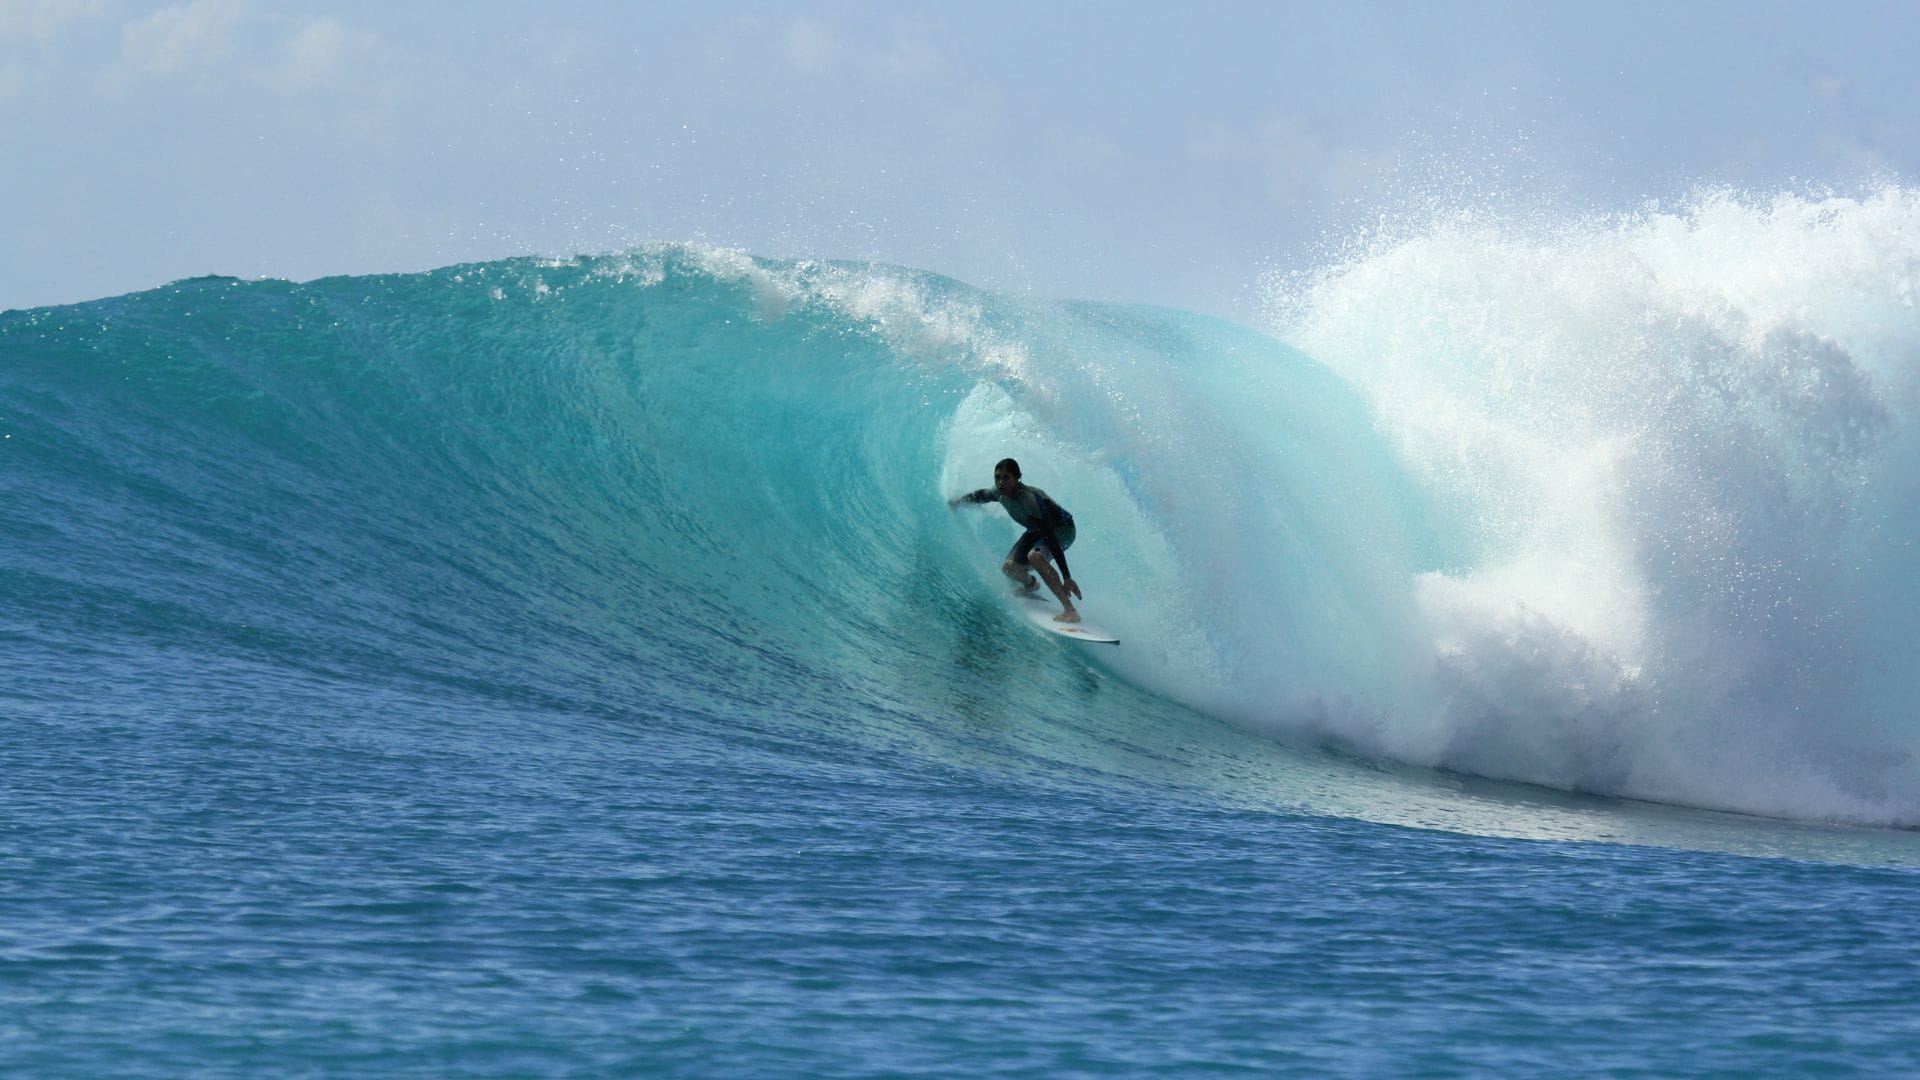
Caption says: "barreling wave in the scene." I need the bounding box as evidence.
[5,197,1919,827]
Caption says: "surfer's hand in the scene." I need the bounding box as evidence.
[1064,578,1082,600]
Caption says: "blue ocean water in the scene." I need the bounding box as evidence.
[6,193,1920,1075]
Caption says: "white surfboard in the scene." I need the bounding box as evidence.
[1014,593,1120,645]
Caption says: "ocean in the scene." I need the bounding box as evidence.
[5,189,1920,1075]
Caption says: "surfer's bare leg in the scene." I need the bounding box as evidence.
[1001,558,1039,592]
[1027,550,1080,622]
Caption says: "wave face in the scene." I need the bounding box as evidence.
[5,202,1918,828]
[1,249,1430,800]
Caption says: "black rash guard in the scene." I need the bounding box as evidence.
[961,483,1075,580]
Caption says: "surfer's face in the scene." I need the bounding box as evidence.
[993,470,1018,496]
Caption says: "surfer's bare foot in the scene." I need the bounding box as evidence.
[1053,609,1081,623]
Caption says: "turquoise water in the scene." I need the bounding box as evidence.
[7,203,1920,1074]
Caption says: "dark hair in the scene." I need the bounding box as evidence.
[994,457,1022,478]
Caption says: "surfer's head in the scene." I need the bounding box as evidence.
[993,458,1022,495]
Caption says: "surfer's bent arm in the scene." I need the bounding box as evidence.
[1029,491,1075,585]
[1042,521,1073,582]
[950,488,998,507]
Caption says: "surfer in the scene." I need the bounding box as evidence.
[948,458,1084,623]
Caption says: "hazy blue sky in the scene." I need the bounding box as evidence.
[3,1,1916,317]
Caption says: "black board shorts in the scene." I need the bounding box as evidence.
[1007,524,1076,567]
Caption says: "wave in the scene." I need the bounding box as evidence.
[6,197,1919,828]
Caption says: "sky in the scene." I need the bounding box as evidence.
[3,0,1918,319]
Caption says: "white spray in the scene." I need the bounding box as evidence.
[1268,187,1920,824]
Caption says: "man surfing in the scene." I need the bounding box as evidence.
[948,457,1084,623]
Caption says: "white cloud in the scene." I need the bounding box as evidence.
[783,19,838,73]
[874,35,944,82]
[270,16,384,93]
[119,0,249,78]
[0,0,107,43]
[100,3,393,97]
[772,16,950,88]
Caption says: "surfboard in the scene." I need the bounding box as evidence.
[1014,592,1120,645]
